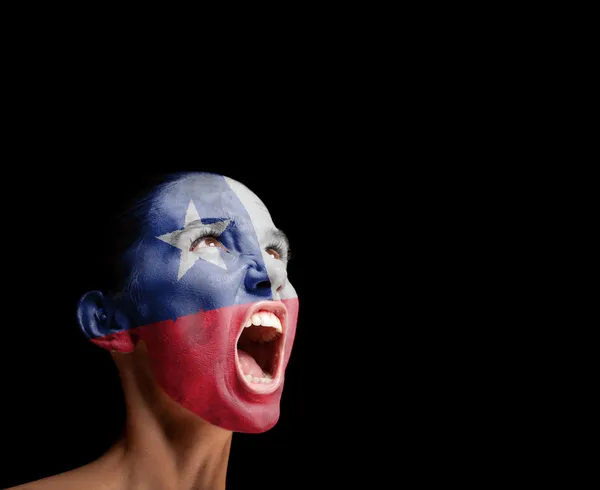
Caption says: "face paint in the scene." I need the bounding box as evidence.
[82,173,299,433]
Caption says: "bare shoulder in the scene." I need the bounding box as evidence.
[6,468,92,490]
[6,460,121,490]
[6,442,126,490]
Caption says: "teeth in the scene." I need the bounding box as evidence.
[271,315,282,332]
[259,312,273,326]
[246,374,273,384]
[244,311,282,332]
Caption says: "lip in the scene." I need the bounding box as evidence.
[234,300,288,395]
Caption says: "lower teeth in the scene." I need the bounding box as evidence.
[245,373,273,384]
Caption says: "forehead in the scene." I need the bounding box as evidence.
[145,173,275,236]
[223,176,276,236]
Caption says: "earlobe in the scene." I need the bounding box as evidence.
[77,291,136,353]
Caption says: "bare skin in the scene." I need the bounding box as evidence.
[8,342,232,490]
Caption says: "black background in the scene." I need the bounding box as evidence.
[0,128,493,487]
[0,30,514,488]
[0,154,389,488]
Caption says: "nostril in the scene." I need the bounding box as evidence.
[244,262,273,293]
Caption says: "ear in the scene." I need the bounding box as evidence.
[76,291,136,353]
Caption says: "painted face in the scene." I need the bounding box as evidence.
[84,173,299,433]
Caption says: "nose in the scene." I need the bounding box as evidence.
[244,253,287,296]
[244,262,273,296]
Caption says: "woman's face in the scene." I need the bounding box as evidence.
[99,173,299,433]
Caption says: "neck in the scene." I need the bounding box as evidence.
[106,345,233,490]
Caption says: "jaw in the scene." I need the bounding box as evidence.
[121,299,298,434]
[234,300,287,395]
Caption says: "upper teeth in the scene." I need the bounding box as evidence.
[245,311,282,332]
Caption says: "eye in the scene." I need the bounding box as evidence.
[266,248,281,260]
[190,236,227,252]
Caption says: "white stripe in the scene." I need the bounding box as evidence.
[224,177,298,300]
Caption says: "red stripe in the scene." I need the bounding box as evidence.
[92,298,299,433]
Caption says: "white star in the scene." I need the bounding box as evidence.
[156,200,230,280]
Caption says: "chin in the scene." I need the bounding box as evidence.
[169,374,285,433]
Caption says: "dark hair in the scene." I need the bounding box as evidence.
[97,171,192,293]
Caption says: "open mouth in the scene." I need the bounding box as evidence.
[235,301,286,394]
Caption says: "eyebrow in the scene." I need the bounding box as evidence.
[267,228,291,252]
[175,219,231,241]
[186,217,232,227]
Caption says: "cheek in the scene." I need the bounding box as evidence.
[136,307,235,406]
[278,279,297,301]
[130,254,245,323]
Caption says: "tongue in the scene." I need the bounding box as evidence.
[237,349,265,378]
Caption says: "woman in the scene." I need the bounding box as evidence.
[9,171,300,490]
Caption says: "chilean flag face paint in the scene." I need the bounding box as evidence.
[79,173,299,433]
